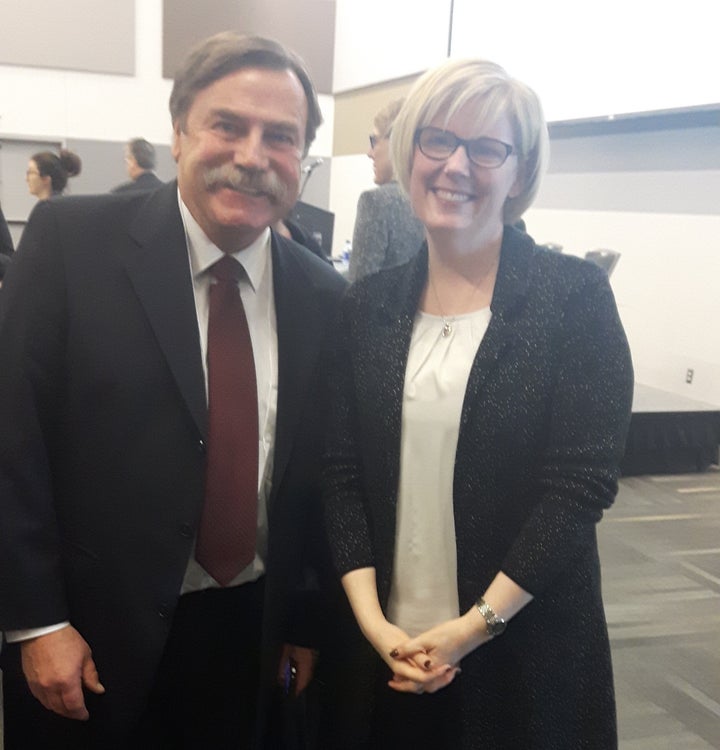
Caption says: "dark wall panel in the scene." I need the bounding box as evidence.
[0,0,134,75]
[163,0,335,93]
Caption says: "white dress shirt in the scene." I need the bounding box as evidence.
[7,192,279,642]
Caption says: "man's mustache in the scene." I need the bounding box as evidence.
[203,164,289,204]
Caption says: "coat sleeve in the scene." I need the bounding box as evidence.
[322,293,377,577]
[500,268,634,595]
[0,201,70,630]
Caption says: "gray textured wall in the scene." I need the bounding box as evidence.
[0,0,134,74]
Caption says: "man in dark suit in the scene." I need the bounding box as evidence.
[0,32,345,748]
[0,202,13,256]
[111,137,164,193]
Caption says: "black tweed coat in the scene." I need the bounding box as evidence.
[323,226,634,749]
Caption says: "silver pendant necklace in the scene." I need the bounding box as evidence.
[429,269,487,339]
[429,275,455,337]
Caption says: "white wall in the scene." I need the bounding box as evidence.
[333,0,451,93]
[525,208,720,405]
[451,0,720,121]
[328,153,376,255]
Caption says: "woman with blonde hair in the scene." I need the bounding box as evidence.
[323,57,632,749]
[348,98,424,281]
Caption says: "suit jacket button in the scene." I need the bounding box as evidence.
[158,603,171,619]
[179,523,193,539]
[197,439,206,454]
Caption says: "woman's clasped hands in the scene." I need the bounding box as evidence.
[378,609,489,694]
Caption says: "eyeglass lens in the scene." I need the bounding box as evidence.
[417,127,512,168]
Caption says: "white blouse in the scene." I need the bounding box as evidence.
[387,306,491,636]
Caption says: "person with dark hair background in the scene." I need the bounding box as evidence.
[26,148,82,200]
[112,138,164,193]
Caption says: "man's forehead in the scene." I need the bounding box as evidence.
[190,68,307,136]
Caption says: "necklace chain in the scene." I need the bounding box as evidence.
[429,275,454,337]
[428,271,488,339]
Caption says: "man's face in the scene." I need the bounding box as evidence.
[172,67,308,252]
[124,147,139,179]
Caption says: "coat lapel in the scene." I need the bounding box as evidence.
[373,229,534,432]
[124,182,208,438]
[461,227,534,426]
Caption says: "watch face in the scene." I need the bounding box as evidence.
[479,600,506,636]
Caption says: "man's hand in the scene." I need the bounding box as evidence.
[21,625,105,720]
[277,643,317,698]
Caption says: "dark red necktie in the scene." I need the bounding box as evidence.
[195,255,258,585]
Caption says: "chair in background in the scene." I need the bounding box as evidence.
[585,249,621,276]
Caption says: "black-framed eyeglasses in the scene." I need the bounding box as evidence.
[369,132,390,150]
[415,127,514,168]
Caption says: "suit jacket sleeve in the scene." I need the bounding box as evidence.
[0,201,70,629]
[499,267,633,595]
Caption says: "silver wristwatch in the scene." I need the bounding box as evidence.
[476,597,506,637]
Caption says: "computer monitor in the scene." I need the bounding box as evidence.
[289,201,334,260]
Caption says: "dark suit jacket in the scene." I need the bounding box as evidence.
[0,182,346,743]
[0,203,13,256]
[111,170,165,193]
[323,228,633,749]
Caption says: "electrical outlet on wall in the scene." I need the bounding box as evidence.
[686,368,694,384]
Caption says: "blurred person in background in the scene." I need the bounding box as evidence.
[348,98,424,282]
[26,149,82,201]
[112,138,164,193]
[0,202,13,256]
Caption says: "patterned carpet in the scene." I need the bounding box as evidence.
[2,470,719,748]
[602,470,720,748]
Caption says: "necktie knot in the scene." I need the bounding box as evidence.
[210,255,243,284]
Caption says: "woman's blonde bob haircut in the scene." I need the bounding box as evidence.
[391,58,549,225]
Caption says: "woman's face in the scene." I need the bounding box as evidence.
[409,105,521,249]
[368,129,393,185]
[26,160,51,198]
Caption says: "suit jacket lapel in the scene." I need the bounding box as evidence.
[124,182,208,438]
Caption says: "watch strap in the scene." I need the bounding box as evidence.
[476,596,506,637]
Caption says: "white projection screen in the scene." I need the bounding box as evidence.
[450,0,720,122]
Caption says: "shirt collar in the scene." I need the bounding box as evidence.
[178,190,271,292]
